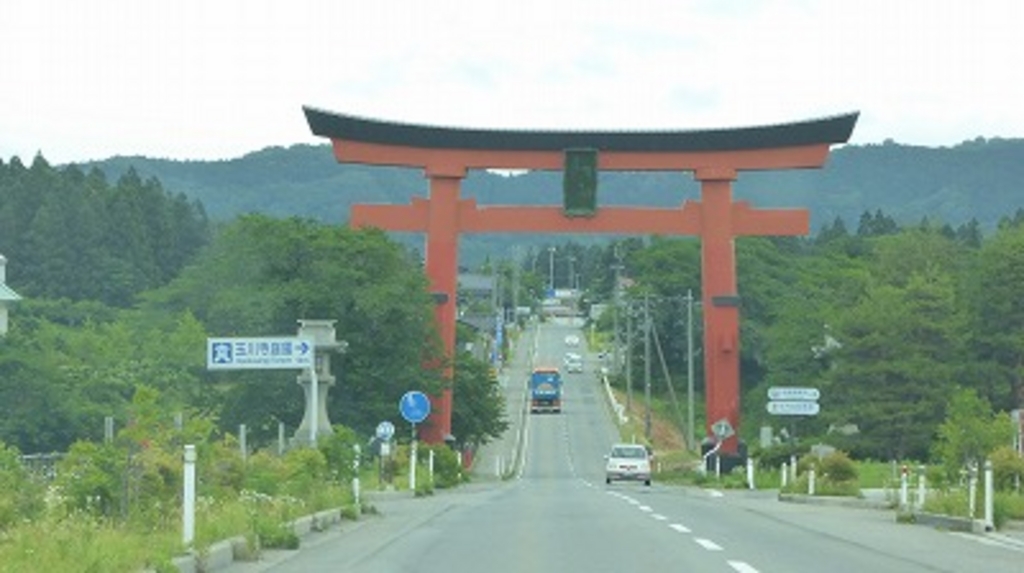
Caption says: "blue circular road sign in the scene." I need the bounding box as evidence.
[399,391,431,424]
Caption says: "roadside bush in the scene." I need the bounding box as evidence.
[818,451,858,483]
[424,445,463,489]
[318,425,360,483]
[280,447,328,498]
[55,440,126,517]
[755,443,809,471]
[243,450,286,495]
[0,441,45,529]
[990,446,1024,491]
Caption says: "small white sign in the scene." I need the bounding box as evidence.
[376,421,396,441]
[207,337,314,370]
[767,401,821,416]
[711,418,735,439]
[767,387,820,402]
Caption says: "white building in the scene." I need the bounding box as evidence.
[0,254,22,335]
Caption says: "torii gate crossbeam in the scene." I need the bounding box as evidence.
[305,107,857,465]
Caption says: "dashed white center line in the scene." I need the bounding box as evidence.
[638,505,652,512]
[694,538,723,551]
[669,523,691,533]
[728,560,760,573]
[651,514,667,521]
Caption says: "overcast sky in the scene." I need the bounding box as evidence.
[2,0,1021,164]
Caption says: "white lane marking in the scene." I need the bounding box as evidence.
[707,489,725,498]
[694,538,723,551]
[728,561,760,573]
[638,505,652,512]
[625,498,640,505]
[669,523,691,533]
[651,514,667,521]
[950,532,1024,553]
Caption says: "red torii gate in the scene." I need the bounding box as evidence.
[305,107,857,460]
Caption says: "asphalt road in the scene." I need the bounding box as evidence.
[226,320,1024,573]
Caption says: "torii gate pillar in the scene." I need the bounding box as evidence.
[697,168,742,454]
[422,170,462,444]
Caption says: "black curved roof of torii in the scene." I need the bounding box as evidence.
[303,106,858,152]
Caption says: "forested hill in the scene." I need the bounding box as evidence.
[81,137,1024,233]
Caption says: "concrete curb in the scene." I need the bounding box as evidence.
[908,511,981,533]
[168,507,349,572]
[778,492,894,511]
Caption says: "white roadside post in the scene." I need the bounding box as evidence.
[917,465,927,510]
[968,462,978,519]
[899,465,909,510]
[746,457,755,490]
[984,460,994,531]
[429,449,435,481]
[353,444,361,510]
[781,462,788,488]
[409,425,418,491]
[808,468,816,496]
[239,424,247,463]
[182,444,197,548]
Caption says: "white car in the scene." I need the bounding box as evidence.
[605,444,652,486]
[564,334,580,347]
[564,355,583,373]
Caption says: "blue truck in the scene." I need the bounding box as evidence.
[530,367,563,413]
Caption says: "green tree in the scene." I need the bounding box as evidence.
[964,224,1024,411]
[933,388,1014,479]
[141,215,444,442]
[825,267,964,460]
[450,337,509,450]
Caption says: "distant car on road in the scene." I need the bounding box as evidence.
[564,353,583,373]
[564,334,580,347]
[605,443,652,486]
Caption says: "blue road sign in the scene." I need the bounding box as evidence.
[207,337,314,370]
[399,391,431,424]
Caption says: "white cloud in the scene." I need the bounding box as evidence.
[1,0,1021,163]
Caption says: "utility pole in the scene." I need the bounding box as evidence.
[547,246,556,293]
[626,300,633,416]
[686,289,696,451]
[512,246,521,323]
[612,244,623,376]
[644,292,652,442]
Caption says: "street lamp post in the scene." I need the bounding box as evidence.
[548,246,556,293]
[686,289,696,452]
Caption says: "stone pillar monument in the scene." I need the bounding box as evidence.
[292,319,348,447]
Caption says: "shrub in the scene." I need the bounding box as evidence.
[818,451,858,483]
[423,445,463,489]
[0,442,45,529]
[755,443,809,471]
[243,450,287,495]
[54,440,126,518]
[989,446,1024,492]
[280,447,328,498]
[318,426,360,483]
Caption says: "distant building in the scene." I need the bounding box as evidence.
[0,254,22,336]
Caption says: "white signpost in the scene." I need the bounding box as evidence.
[767,387,820,402]
[766,401,821,416]
[207,337,314,370]
[767,386,821,417]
